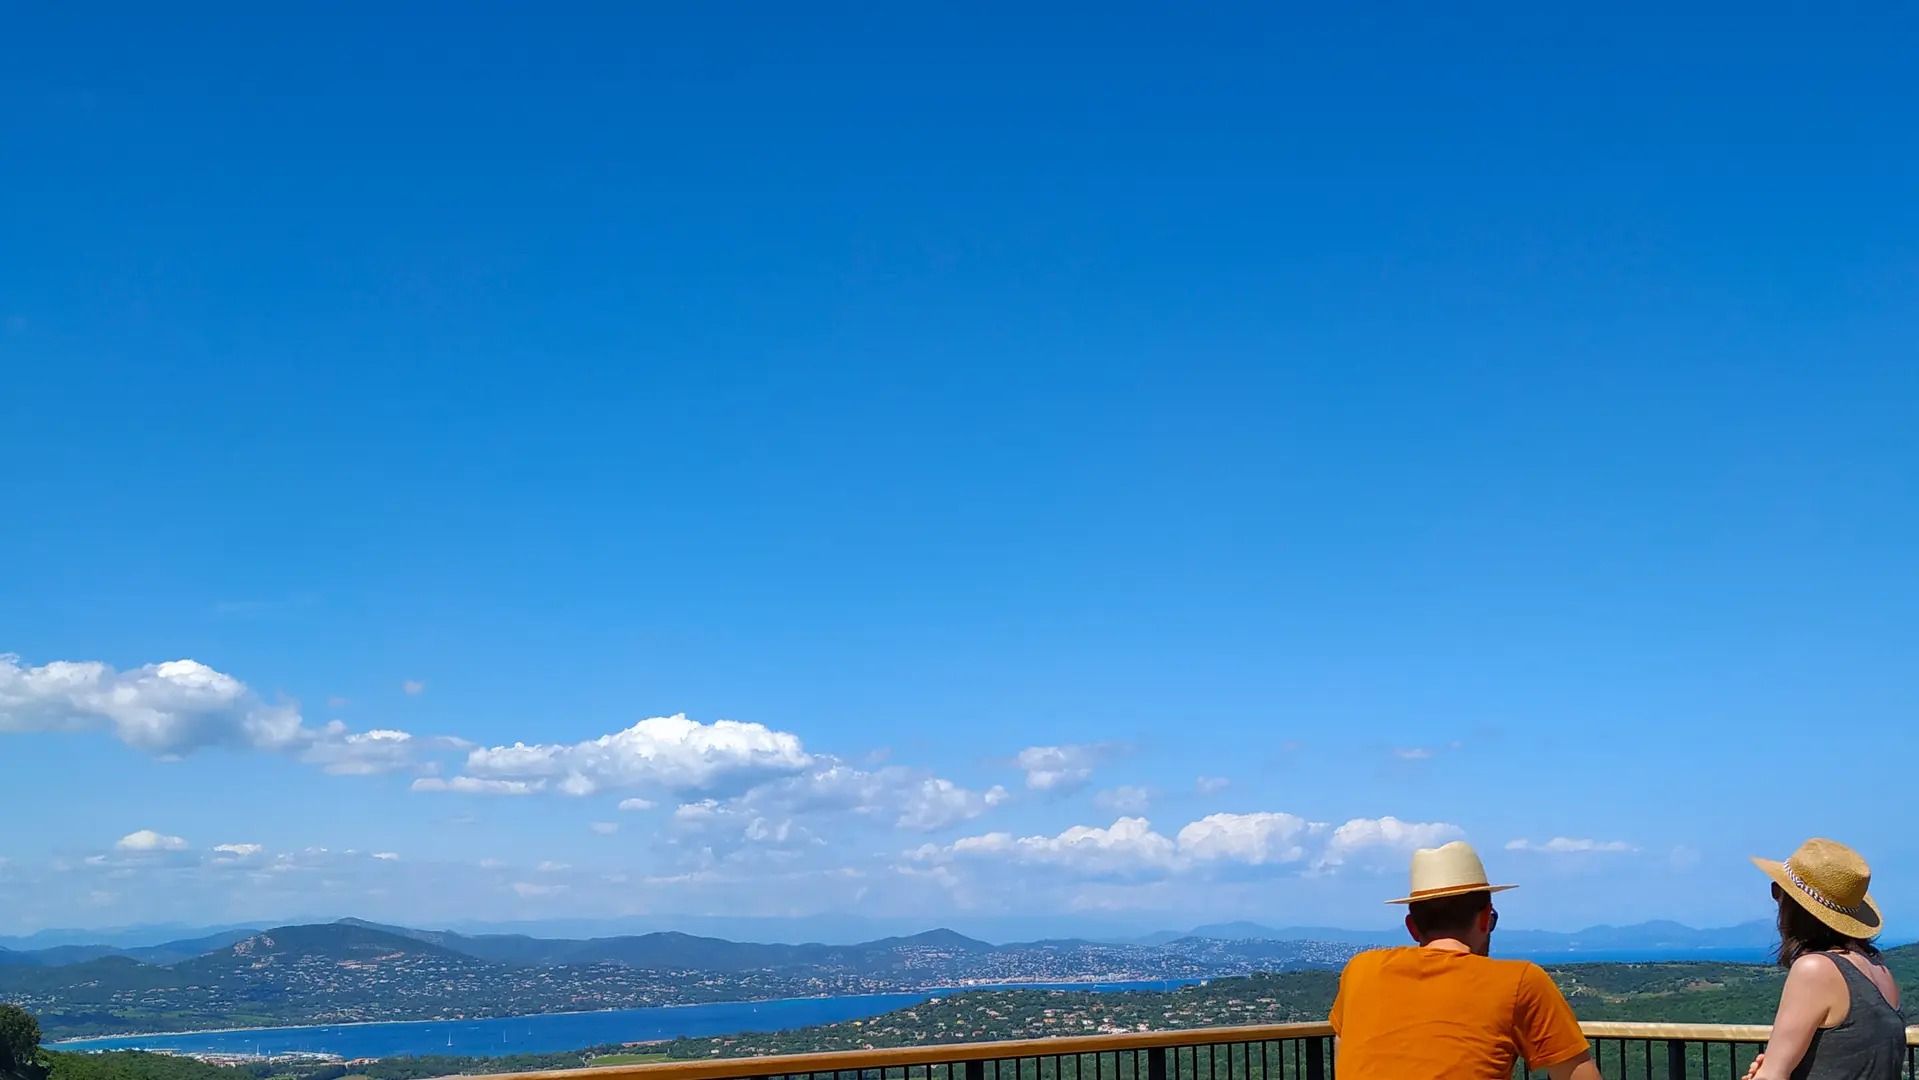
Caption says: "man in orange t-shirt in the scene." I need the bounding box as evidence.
[1329,841,1602,1080]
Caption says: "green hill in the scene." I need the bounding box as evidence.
[46,1052,249,1080]
[642,945,1918,1061]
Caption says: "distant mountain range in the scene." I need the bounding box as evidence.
[0,915,1785,971]
[1,920,1355,1039]
[1128,918,1781,955]
[331,918,1008,971]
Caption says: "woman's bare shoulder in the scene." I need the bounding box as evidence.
[1785,953,1847,984]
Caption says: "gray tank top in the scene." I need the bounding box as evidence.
[1789,952,1907,1080]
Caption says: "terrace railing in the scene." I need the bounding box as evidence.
[500,1021,1919,1080]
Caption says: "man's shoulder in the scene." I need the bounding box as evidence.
[1486,957,1568,999]
[1339,946,1410,973]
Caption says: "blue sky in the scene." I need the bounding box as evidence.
[2,5,1915,938]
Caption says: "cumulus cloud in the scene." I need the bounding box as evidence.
[117,829,188,852]
[300,724,450,776]
[0,654,439,776]
[1093,786,1152,813]
[461,714,812,797]
[1506,837,1635,853]
[2,655,304,755]
[1393,741,1462,762]
[1015,744,1114,792]
[411,776,543,796]
[1178,812,1322,865]
[918,818,1178,876]
[212,843,263,857]
[1320,816,1466,865]
[675,763,1008,841]
[373,851,400,860]
[916,811,1463,880]
[617,797,657,811]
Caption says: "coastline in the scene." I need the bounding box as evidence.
[52,978,1197,1047]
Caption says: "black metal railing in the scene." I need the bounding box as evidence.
[500,1022,1919,1080]
[496,1027,1335,1080]
[1524,1025,1919,1080]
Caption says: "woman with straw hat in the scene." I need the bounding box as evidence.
[1742,839,1905,1080]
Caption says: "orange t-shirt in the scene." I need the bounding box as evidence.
[1329,946,1588,1080]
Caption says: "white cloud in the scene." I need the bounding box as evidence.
[675,764,1008,839]
[1093,786,1152,813]
[5,657,1006,853]
[537,860,570,872]
[0,654,434,776]
[1195,776,1230,795]
[1321,816,1465,865]
[1177,812,1321,865]
[510,881,566,898]
[300,725,432,775]
[411,776,543,796]
[1506,837,1635,853]
[919,818,1179,875]
[116,829,188,852]
[402,680,427,695]
[919,810,1463,881]
[2,655,303,755]
[1393,741,1462,761]
[896,777,1010,831]
[372,851,401,860]
[463,714,812,796]
[212,843,262,857]
[589,822,619,835]
[1015,744,1112,792]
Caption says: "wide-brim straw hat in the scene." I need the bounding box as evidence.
[1752,838,1883,940]
[1387,840,1517,905]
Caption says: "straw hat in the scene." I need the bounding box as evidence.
[1752,838,1883,940]
[1386,840,1517,905]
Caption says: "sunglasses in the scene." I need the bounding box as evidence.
[1489,908,1500,932]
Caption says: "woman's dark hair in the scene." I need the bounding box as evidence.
[1408,890,1492,939]
[1774,883,1881,967]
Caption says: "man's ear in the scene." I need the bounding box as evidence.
[1404,913,1421,943]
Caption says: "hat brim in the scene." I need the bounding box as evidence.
[1385,883,1517,905]
[1752,857,1883,940]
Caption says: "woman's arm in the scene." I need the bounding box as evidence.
[1749,955,1845,1080]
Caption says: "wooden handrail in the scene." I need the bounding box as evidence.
[488,1020,1919,1080]
[487,1024,1334,1080]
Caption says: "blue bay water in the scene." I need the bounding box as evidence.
[56,982,1187,1059]
[55,947,1780,1060]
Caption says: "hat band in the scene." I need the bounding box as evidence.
[1407,883,1487,898]
[1785,863,1871,919]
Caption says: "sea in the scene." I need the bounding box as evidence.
[54,981,1187,1060]
[53,946,1778,1061]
